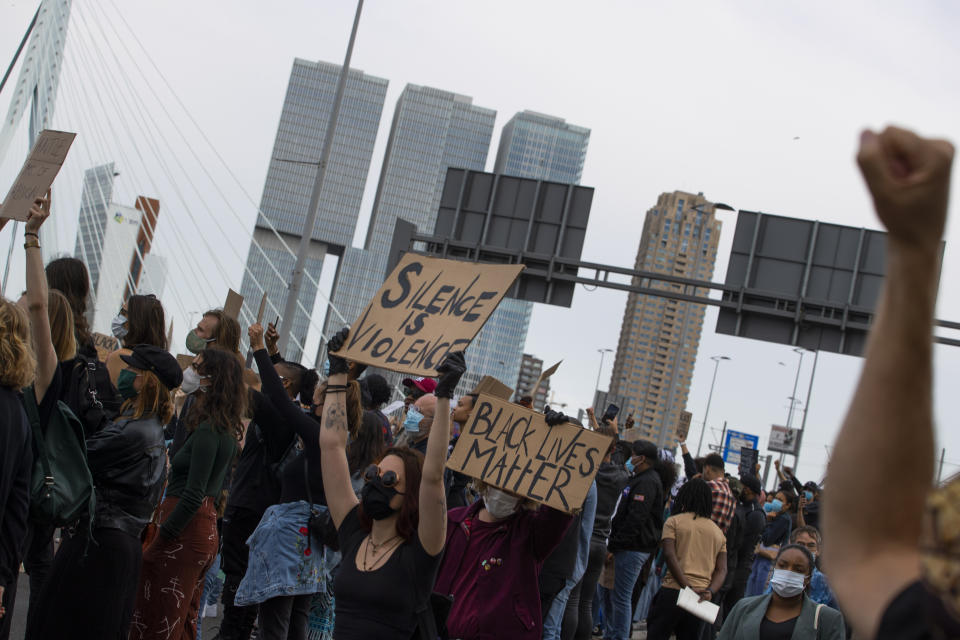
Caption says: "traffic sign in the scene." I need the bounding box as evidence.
[723,430,759,466]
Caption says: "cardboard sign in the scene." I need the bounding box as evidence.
[621,427,643,443]
[677,411,693,441]
[446,394,613,513]
[334,254,524,376]
[0,130,76,221]
[531,360,562,397]
[256,292,268,323]
[176,354,194,371]
[91,332,119,362]
[224,289,244,321]
[738,447,760,478]
[471,375,514,401]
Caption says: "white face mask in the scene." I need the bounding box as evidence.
[484,488,520,520]
[769,568,806,598]
[181,366,205,395]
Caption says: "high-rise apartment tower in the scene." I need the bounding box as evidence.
[607,191,721,446]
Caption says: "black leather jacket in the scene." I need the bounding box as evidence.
[85,411,167,537]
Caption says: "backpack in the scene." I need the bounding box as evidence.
[66,354,121,436]
[22,386,96,528]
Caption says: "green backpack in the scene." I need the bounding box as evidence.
[22,386,96,527]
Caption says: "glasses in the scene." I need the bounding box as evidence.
[364,464,401,490]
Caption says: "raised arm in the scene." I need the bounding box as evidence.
[419,351,466,556]
[23,195,56,403]
[824,127,953,639]
[249,324,313,444]
[317,328,359,528]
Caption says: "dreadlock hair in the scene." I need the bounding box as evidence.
[674,478,713,519]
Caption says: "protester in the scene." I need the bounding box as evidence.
[217,356,315,640]
[0,295,34,638]
[644,478,727,640]
[44,256,93,350]
[718,544,845,639]
[349,411,388,493]
[319,328,464,639]
[605,440,665,640]
[745,488,794,597]
[130,347,245,640]
[106,293,167,384]
[821,128,958,639]
[541,477,596,640]
[565,427,628,640]
[189,308,242,355]
[701,453,735,534]
[401,375,435,405]
[33,344,181,639]
[764,526,837,609]
[446,393,478,508]
[360,372,393,445]
[8,196,72,640]
[434,406,575,640]
[238,324,361,640]
[723,474,767,611]
[401,392,437,454]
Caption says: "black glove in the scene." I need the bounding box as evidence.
[434,351,467,399]
[326,327,350,376]
[544,409,570,427]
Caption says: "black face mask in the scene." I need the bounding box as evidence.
[361,477,400,520]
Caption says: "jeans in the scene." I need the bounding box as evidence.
[543,577,578,640]
[605,550,650,640]
[570,538,606,640]
[259,593,312,640]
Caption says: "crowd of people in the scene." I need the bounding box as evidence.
[0,124,956,640]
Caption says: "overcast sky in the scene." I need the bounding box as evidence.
[2,0,959,484]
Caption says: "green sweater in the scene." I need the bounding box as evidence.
[717,593,845,640]
[160,422,237,539]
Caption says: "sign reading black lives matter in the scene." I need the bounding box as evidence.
[334,254,524,377]
[447,394,613,513]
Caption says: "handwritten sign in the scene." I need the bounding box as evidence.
[224,289,244,321]
[0,130,76,221]
[531,360,561,398]
[471,375,514,401]
[446,394,612,513]
[91,332,119,362]
[334,254,523,376]
[256,292,268,323]
[677,411,693,441]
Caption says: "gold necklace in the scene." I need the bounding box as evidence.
[362,534,402,571]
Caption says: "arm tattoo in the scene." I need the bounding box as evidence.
[324,401,348,433]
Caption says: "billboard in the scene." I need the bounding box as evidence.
[723,430,760,466]
[768,425,800,455]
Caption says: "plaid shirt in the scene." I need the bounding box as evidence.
[708,478,736,534]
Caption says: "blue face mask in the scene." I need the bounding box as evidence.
[625,458,635,474]
[403,408,424,434]
[804,491,814,502]
[764,499,784,514]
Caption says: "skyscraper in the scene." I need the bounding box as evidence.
[324,84,496,348]
[607,191,722,446]
[74,162,117,295]
[516,353,550,410]
[238,59,388,362]
[461,111,590,394]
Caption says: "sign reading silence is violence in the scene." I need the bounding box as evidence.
[332,253,524,377]
[447,394,613,513]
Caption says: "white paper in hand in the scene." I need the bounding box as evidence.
[676,586,720,624]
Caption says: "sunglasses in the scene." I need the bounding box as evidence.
[364,464,402,490]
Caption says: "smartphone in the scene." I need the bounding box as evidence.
[602,403,620,422]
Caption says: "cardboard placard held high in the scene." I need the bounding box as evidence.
[333,254,523,377]
[447,394,612,513]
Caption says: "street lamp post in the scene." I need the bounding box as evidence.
[781,347,805,463]
[594,348,613,410]
[696,355,730,457]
